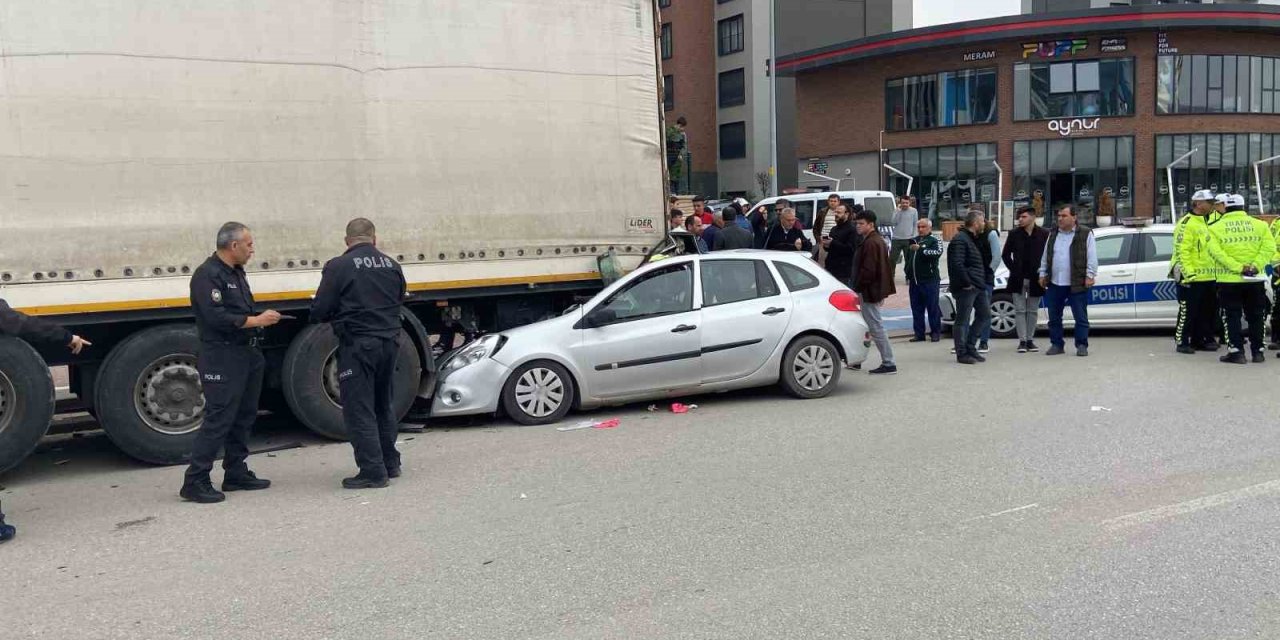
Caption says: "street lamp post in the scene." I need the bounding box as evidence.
[1166,148,1197,223]
[1253,153,1280,215]
[768,0,778,198]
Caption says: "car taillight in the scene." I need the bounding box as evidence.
[829,289,860,312]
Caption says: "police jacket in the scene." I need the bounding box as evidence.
[1171,213,1215,283]
[0,298,72,345]
[310,242,406,341]
[946,229,986,291]
[1206,208,1275,283]
[190,254,257,344]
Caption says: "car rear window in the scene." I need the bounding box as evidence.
[773,261,820,292]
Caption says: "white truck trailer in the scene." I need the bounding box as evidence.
[0,0,666,472]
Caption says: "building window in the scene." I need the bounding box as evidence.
[663,75,674,111]
[718,69,746,108]
[884,68,997,131]
[1155,133,1280,219]
[661,23,672,60]
[884,143,998,224]
[659,0,670,7]
[1013,58,1134,120]
[719,122,746,159]
[718,15,744,56]
[1012,136,1134,225]
[1157,55,1280,115]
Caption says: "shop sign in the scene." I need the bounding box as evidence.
[1022,39,1088,59]
[807,160,828,174]
[1047,117,1100,137]
[1100,37,1127,53]
[962,50,997,62]
[1157,32,1178,55]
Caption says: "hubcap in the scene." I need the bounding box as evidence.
[514,368,564,418]
[134,355,204,435]
[990,300,1017,335]
[793,345,835,392]
[0,369,15,436]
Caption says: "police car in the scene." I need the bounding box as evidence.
[940,221,1183,338]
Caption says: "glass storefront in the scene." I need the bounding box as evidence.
[1154,133,1280,219]
[1156,55,1280,115]
[1013,136,1133,225]
[1014,58,1134,121]
[884,68,997,132]
[884,143,997,223]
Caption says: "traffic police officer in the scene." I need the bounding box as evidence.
[1206,195,1276,364]
[180,222,281,503]
[1171,190,1220,354]
[310,218,407,489]
[0,299,90,541]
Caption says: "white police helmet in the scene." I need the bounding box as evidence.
[1191,189,1215,202]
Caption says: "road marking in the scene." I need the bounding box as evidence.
[1102,479,1280,531]
[962,503,1039,523]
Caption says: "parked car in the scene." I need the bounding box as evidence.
[941,222,1187,338]
[431,251,870,424]
[750,191,899,241]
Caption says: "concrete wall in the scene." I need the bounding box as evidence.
[796,151,880,193]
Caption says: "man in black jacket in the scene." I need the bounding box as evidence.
[1001,206,1049,353]
[946,211,990,365]
[714,206,756,250]
[763,207,813,253]
[820,204,857,283]
[0,299,91,542]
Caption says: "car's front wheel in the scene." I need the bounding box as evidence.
[989,292,1018,339]
[501,360,575,425]
[780,335,842,399]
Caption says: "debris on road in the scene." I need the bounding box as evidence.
[249,442,304,456]
[114,516,156,531]
[671,403,698,413]
[54,459,69,466]
[557,418,621,431]
[592,418,621,429]
[1090,406,1113,412]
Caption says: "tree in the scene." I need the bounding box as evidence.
[755,171,771,199]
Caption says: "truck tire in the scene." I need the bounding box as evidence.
[281,325,421,440]
[94,324,205,465]
[0,337,55,474]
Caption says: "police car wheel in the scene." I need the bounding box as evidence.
[94,324,204,465]
[780,335,842,399]
[281,325,422,440]
[501,360,575,425]
[0,337,55,474]
[989,293,1018,340]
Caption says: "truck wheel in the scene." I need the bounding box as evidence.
[501,360,575,425]
[779,335,842,399]
[281,325,421,440]
[94,325,204,465]
[0,337,55,474]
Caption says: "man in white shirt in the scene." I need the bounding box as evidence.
[1038,205,1098,357]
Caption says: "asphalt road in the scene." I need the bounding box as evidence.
[4,333,1280,639]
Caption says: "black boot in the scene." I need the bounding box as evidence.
[386,465,402,479]
[342,473,389,490]
[180,480,226,504]
[0,505,15,543]
[222,470,271,492]
[1253,350,1266,363]
[1220,351,1248,365]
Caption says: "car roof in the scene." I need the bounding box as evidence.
[1094,223,1175,236]
[752,191,895,205]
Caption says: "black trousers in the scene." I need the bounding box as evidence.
[1218,282,1268,353]
[338,335,401,478]
[1176,281,1219,347]
[184,345,265,484]
[1271,277,1280,343]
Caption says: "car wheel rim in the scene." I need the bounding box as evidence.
[0,369,14,436]
[793,345,835,392]
[514,368,564,418]
[134,355,205,435]
[991,300,1017,334]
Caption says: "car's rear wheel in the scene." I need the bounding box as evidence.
[501,361,574,425]
[989,292,1018,339]
[780,335,842,399]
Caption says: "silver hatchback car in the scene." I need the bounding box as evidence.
[431,251,871,424]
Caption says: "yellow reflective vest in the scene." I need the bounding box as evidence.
[1206,210,1276,283]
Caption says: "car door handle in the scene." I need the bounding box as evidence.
[1111,271,1134,277]
[762,307,786,315]
[671,324,697,333]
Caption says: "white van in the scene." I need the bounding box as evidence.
[748,190,899,241]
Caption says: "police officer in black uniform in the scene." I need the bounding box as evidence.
[179,222,281,504]
[0,299,90,541]
[310,218,407,489]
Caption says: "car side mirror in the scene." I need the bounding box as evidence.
[585,308,617,328]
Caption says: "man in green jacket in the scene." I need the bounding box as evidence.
[1171,190,1221,354]
[1206,194,1276,363]
[905,218,943,342]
